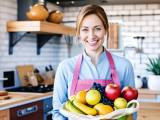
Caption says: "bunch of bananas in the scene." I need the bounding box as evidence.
[64,99,97,115]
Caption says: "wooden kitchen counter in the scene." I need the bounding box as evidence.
[138,88,160,100]
[0,92,53,110]
[138,89,160,120]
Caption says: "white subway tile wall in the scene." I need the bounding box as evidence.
[0,0,69,88]
[63,4,160,76]
[0,0,160,88]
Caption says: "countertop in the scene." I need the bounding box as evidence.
[0,92,53,110]
[138,88,160,103]
[1,89,160,111]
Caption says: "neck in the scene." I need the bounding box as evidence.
[85,47,104,65]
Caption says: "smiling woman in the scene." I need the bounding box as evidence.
[79,14,107,65]
[52,4,136,120]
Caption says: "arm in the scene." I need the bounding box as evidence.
[52,62,68,120]
[122,60,135,88]
[123,60,137,120]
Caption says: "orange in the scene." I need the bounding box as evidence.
[76,90,87,104]
[94,103,113,115]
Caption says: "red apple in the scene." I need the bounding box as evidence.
[105,84,121,101]
[121,86,138,101]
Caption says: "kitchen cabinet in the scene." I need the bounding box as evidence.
[0,109,10,120]
[7,21,75,55]
[10,100,43,120]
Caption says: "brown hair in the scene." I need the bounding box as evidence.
[76,4,109,39]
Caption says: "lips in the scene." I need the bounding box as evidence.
[87,40,98,46]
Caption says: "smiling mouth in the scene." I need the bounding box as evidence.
[87,40,99,46]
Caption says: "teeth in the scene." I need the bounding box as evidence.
[88,41,97,44]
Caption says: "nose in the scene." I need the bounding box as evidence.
[88,30,95,39]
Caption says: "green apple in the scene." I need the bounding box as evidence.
[114,97,127,109]
[86,89,101,105]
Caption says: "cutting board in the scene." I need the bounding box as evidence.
[107,23,119,49]
[16,65,35,86]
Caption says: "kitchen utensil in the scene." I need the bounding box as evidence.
[43,71,55,85]
[27,71,38,86]
[26,3,49,21]
[16,65,35,86]
[141,77,148,88]
[135,75,143,89]
[34,68,44,84]
[47,10,64,24]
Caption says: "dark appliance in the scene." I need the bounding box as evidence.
[10,101,43,120]
[3,71,15,87]
[7,84,53,93]
[43,97,53,120]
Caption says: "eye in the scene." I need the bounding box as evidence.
[81,28,88,32]
[95,27,102,31]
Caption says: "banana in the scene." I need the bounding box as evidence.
[73,100,97,115]
[65,100,85,115]
[64,100,70,110]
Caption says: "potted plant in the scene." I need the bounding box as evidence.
[146,57,160,91]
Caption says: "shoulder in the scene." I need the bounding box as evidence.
[111,53,133,69]
[57,54,80,71]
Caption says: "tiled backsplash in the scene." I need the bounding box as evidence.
[0,0,160,89]
[63,4,160,77]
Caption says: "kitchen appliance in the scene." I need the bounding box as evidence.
[6,84,53,93]
[7,85,53,120]
[3,71,15,87]
[43,97,53,120]
[10,100,43,120]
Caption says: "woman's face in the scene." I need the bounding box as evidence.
[79,14,106,53]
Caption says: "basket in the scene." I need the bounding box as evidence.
[59,100,139,120]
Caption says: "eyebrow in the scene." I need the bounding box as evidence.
[81,25,103,28]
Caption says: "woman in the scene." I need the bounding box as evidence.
[53,4,135,120]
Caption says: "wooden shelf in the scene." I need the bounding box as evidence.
[6,21,76,55]
[7,21,76,36]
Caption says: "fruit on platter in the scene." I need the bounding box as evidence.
[86,89,101,105]
[73,100,97,115]
[114,97,127,109]
[91,82,114,107]
[121,86,138,101]
[65,100,85,114]
[105,84,121,101]
[69,95,76,101]
[76,90,87,104]
[63,82,139,117]
[94,103,113,115]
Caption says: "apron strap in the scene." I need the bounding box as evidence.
[70,50,120,96]
[105,50,120,86]
[70,54,82,96]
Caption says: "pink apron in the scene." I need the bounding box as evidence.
[70,50,120,96]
